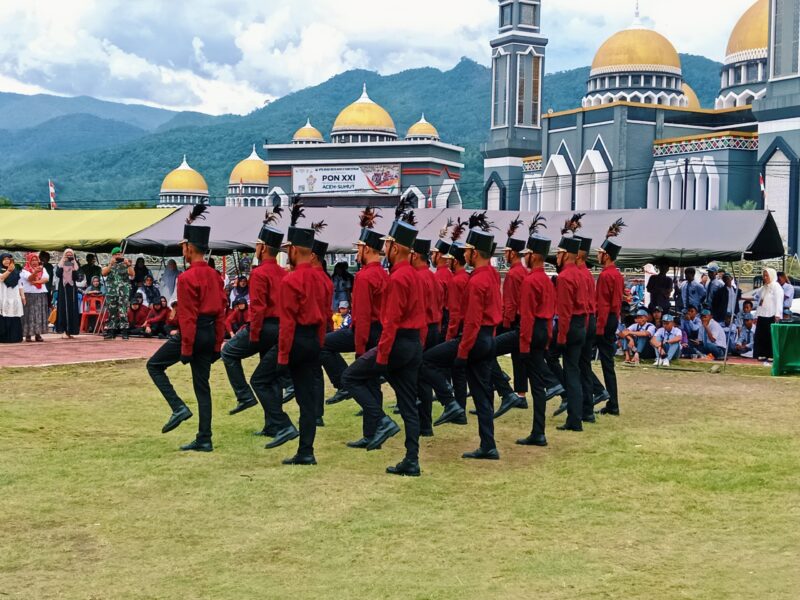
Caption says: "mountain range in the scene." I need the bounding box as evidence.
[0,55,723,209]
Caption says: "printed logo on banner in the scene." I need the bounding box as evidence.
[292,165,400,196]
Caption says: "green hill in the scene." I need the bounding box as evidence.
[0,55,722,209]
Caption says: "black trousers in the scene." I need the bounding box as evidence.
[546,320,566,390]
[261,326,321,457]
[146,319,216,442]
[417,323,440,433]
[578,314,598,418]
[342,330,423,461]
[440,308,450,344]
[560,315,587,429]
[493,324,527,394]
[522,319,551,436]
[320,322,381,390]
[222,320,279,424]
[420,326,497,451]
[593,313,619,411]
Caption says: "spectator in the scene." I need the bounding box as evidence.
[238,252,252,275]
[331,261,353,310]
[39,251,54,304]
[777,272,794,310]
[225,297,249,338]
[0,253,25,343]
[20,252,49,342]
[55,249,83,338]
[228,275,249,308]
[137,274,161,307]
[130,256,151,299]
[697,309,727,360]
[620,308,656,365]
[332,300,352,330]
[753,268,784,362]
[84,275,105,295]
[651,314,682,367]
[101,247,134,340]
[711,274,740,323]
[705,264,724,308]
[647,263,672,312]
[629,279,644,305]
[80,253,102,282]
[167,300,179,333]
[144,296,169,338]
[126,294,148,336]
[721,313,738,355]
[651,305,664,330]
[159,259,180,302]
[681,305,702,357]
[733,312,756,358]
[680,268,707,313]
[736,300,754,329]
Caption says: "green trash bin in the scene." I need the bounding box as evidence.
[771,323,800,376]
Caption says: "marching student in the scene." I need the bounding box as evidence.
[310,229,334,427]
[411,237,440,437]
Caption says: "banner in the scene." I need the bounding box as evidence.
[292,164,400,196]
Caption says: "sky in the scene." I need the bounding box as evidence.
[0,0,758,115]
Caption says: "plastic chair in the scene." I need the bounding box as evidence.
[80,295,105,333]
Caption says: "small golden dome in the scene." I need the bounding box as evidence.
[682,83,700,109]
[406,114,440,140]
[726,0,768,62]
[332,84,396,135]
[229,146,269,185]
[161,156,208,193]
[293,119,324,143]
[592,27,681,75]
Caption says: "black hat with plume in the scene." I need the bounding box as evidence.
[356,206,384,251]
[283,196,315,249]
[464,211,495,255]
[181,203,210,251]
[382,197,418,248]
[599,218,626,261]
[522,212,550,257]
[257,205,284,249]
[503,214,526,253]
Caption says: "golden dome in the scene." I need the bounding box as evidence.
[161,156,208,193]
[406,114,440,140]
[332,84,396,135]
[293,119,324,143]
[725,0,768,62]
[682,83,701,109]
[229,146,269,185]
[591,27,681,75]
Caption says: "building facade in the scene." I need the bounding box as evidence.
[158,156,209,207]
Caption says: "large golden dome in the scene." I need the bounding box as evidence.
[161,156,208,193]
[229,146,269,185]
[332,84,396,135]
[725,0,768,63]
[682,83,700,109]
[591,27,681,75]
[293,119,324,143]
[406,114,440,140]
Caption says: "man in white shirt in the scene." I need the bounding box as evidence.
[733,313,756,358]
[698,309,727,360]
[651,314,682,367]
[620,309,656,365]
[777,272,794,311]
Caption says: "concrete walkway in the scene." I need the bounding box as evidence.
[2,333,164,368]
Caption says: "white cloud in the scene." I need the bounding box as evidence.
[0,0,762,114]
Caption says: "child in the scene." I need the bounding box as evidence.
[331,300,352,330]
[225,297,249,338]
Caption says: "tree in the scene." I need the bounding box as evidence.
[0,196,13,207]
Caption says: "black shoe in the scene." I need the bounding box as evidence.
[545,384,566,401]
[282,454,317,465]
[121,331,129,340]
[516,398,529,409]
[264,425,299,449]
[180,439,213,452]
[556,423,583,432]
[282,386,295,404]
[161,406,192,434]
[420,429,434,437]
[599,406,620,416]
[366,416,401,451]
[325,389,352,405]
[103,330,115,340]
[229,398,258,415]
[316,417,325,427]
[582,413,597,424]
[516,434,548,446]
[253,425,279,437]
[592,390,611,406]
[386,458,421,477]
[552,400,569,417]
[494,393,524,419]
[462,447,500,460]
[346,437,375,449]
[434,401,466,426]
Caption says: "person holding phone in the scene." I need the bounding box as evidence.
[102,247,134,340]
[55,249,83,338]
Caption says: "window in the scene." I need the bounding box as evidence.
[772,0,800,77]
[520,3,537,26]
[500,3,512,27]
[632,74,642,86]
[517,52,541,126]
[747,62,759,82]
[493,53,509,127]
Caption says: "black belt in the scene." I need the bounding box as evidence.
[295,324,320,333]
[197,314,216,326]
[263,317,279,324]
[396,328,422,338]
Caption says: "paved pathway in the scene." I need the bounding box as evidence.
[2,334,163,368]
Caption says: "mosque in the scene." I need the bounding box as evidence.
[482,0,800,254]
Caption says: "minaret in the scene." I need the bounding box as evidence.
[481,0,548,210]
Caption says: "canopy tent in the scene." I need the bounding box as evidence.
[0,208,178,252]
[123,206,784,267]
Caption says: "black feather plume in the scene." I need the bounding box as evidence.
[263,207,282,225]
[468,211,494,232]
[186,202,208,225]
[401,210,418,227]
[529,212,547,235]
[561,212,585,236]
[394,197,413,221]
[439,218,453,240]
[606,218,626,239]
[359,206,381,229]
[450,218,467,242]
[506,214,523,238]
[289,196,305,227]
[273,206,283,217]
[311,220,327,233]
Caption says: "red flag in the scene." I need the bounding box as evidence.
[427,186,433,208]
[48,179,57,210]
[760,173,766,203]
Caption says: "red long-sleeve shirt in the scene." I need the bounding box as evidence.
[248,257,286,343]
[519,266,556,352]
[127,306,148,329]
[458,265,502,360]
[376,261,427,365]
[502,261,528,328]
[580,264,597,315]
[596,264,625,332]
[434,266,452,314]
[278,263,328,365]
[226,308,249,335]
[417,266,441,325]
[144,306,168,326]
[446,268,470,340]
[176,260,227,355]
[555,263,589,345]
[314,265,334,333]
[351,261,389,356]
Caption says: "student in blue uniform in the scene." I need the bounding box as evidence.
[651,314,682,367]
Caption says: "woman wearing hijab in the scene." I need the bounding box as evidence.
[0,253,26,343]
[753,267,784,362]
[55,249,83,338]
[137,274,161,307]
[131,256,152,300]
[331,261,352,311]
[159,259,180,301]
[144,296,170,338]
[20,252,50,342]
[84,275,105,295]
[228,275,249,308]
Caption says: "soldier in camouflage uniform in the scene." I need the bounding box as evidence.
[102,246,134,339]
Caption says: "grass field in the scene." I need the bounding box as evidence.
[1,357,799,599]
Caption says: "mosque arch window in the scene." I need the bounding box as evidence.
[517,50,542,127]
[492,52,510,127]
[747,62,759,82]
[772,0,800,78]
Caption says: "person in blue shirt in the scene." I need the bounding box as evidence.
[733,313,756,358]
[680,268,707,314]
[621,309,655,365]
[681,305,702,357]
[697,309,727,360]
[651,314,682,367]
